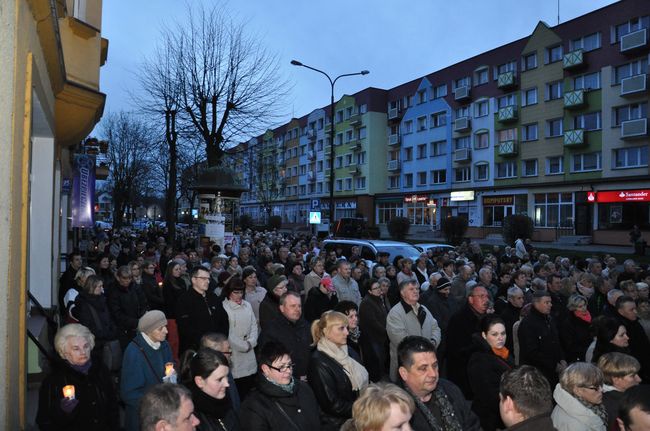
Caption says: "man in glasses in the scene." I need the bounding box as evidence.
[108,265,148,348]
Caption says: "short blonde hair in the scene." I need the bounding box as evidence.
[311,311,348,345]
[54,324,95,358]
[350,383,414,431]
[560,362,603,396]
[567,294,588,311]
[597,352,640,385]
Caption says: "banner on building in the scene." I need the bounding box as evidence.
[483,195,514,206]
[589,190,650,203]
[71,154,96,228]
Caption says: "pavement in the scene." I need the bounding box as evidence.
[470,236,637,257]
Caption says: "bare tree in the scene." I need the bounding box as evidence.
[100,112,151,229]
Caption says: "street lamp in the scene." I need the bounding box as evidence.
[291,60,369,235]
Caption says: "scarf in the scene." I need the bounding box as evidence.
[264,373,295,393]
[576,394,608,427]
[348,327,361,344]
[403,384,463,431]
[574,309,592,324]
[492,346,510,361]
[317,337,368,391]
[142,332,161,350]
[577,283,594,299]
[69,360,92,375]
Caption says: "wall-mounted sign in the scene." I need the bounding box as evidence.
[309,211,321,224]
[450,191,475,201]
[404,194,428,203]
[335,201,356,209]
[590,190,650,203]
[483,195,514,206]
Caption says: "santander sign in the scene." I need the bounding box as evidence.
[590,189,650,203]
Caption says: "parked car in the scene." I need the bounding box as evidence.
[414,242,456,255]
[323,239,422,267]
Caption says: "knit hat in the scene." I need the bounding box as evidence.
[138,310,167,334]
[242,266,257,280]
[267,274,288,291]
[320,276,335,292]
[436,277,451,290]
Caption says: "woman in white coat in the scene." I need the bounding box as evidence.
[222,276,258,399]
[551,362,607,431]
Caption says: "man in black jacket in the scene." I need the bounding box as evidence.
[615,296,650,381]
[259,291,312,380]
[500,286,524,352]
[107,265,148,349]
[397,336,481,431]
[176,266,229,355]
[499,365,555,431]
[518,291,566,388]
[58,251,83,315]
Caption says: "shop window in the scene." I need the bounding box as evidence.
[534,193,574,227]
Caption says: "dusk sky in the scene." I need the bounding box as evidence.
[100,0,617,128]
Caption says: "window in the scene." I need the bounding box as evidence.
[454,76,470,89]
[613,146,648,169]
[356,151,366,165]
[570,32,601,52]
[430,140,446,156]
[572,72,600,90]
[417,116,427,131]
[318,118,324,129]
[455,136,471,150]
[430,169,446,184]
[416,144,427,159]
[534,193,574,227]
[521,123,538,141]
[546,45,563,63]
[344,178,352,191]
[403,120,413,134]
[546,156,564,174]
[573,111,601,131]
[388,176,401,189]
[474,68,489,86]
[417,90,427,104]
[496,60,517,75]
[335,179,343,191]
[345,130,353,142]
[497,93,517,109]
[475,163,489,181]
[317,161,323,172]
[522,159,538,177]
[335,156,343,168]
[359,104,368,114]
[613,59,649,84]
[433,84,447,99]
[474,100,489,117]
[344,153,353,166]
[336,133,343,145]
[521,88,538,106]
[355,176,366,189]
[417,171,427,186]
[336,110,344,123]
[456,106,470,118]
[496,161,517,178]
[614,16,650,43]
[498,128,517,143]
[404,173,413,188]
[317,139,323,151]
[474,132,489,149]
[522,52,537,71]
[454,167,471,182]
[546,81,563,101]
[613,103,648,126]
[377,202,404,223]
[546,119,563,137]
[345,107,353,119]
[357,127,367,139]
[403,147,413,161]
[572,152,601,172]
[430,111,447,128]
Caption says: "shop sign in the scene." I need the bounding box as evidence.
[404,194,428,203]
[483,195,514,206]
[589,190,650,203]
[335,201,356,209]
[450,190,475,201]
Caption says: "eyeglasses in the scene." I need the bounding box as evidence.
[267,363,294,373]
[581,385,603,392]
[370,285,382,291]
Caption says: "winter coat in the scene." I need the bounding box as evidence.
[189,382,239,431]
[505,414,557,431]
[467,334,514,431]
[107,282,148,349]
[307,349,358,430]
[332,274,361,305]
[420,289,460,335]
[304,287,338,322]
[615,313,650,381]
[36,358,118,431]
[142,273,165,311]
[559,313,592,363]
[175,287,230,355]
[500,301,522,352]
[551,384,606,431]
[602,387,624,431]
[73,292,118,351]
[259,315,312,378]
[120,333,173,431]
[222,298,258,379]
[244,286,267,324]
[162,277,186,318]
[386,300,441,381]
[239,375,321,431]
[258,293,282,331]
[359,294,389,381]
[518,308,564,388]
[303,270,323,299]
[446,303,484,398]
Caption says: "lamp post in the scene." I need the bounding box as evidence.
[291,60,369,235]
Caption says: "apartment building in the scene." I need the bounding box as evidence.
[241,0,648,246]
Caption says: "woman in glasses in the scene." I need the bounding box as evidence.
[239,342,320,430]
[551,362,607,431]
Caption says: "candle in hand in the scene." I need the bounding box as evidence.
[165,362,174,377]
[62,385,75,400]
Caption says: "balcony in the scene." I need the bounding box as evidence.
[564,89,585,109]
[453,148,471,163]
[348,165,360,176]
[348,140,362,151]
[621,118,648,139]
[308,150,316,160]
[621,74,647,97]
[454,85,470,101]
[349,114,362,127]
[324,145,332,155]
[497,71,517,89]
[453,117,471,132]
[307,171,316,182]
[563,49,584,70]
[498,140,518,157]
[387,160,401,171]
[564,129,586,147]
[388,107,402,121]
[324,123,333,135]
[497,105,518,123]
[620,28,648,54]
[388,133,401,146]
[306,129,316,141]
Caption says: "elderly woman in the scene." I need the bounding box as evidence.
[551,362,607,431]
[239,342,321,430]
[259,274,289,330]
[560,294,593,363]
[65,267,96,323]
[597,352,642,430]
[222,276,259,399]
[341,383,414,431]
[120,310,174,431]
[308,311,369,430]
[396,258,418,287]
[304,257,327,300]
[36,324,118,430]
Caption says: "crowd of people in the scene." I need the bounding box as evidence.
[37,226,650,430]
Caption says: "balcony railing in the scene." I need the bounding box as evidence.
[454,85,470,101]
[498,140,518,157]
[564,89,585,109]
[621,74,647,97]
[453,117,471,132]
[453,148,471,162]
[497,71,516,89]
[621,118,648,139]
[620,28,648,54]
[563,49,584,70]
[497,105,518,123]
[388,133,401,146]
[349,114,362,127]
[564,129,586,147]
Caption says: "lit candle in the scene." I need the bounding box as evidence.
[62,385,75,400]
[165,362,174,377]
